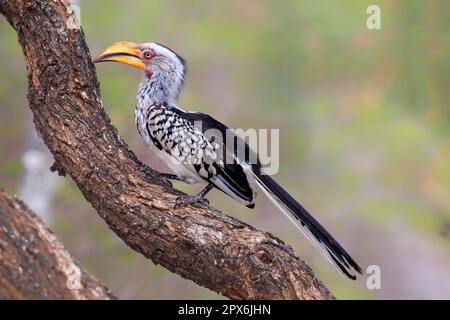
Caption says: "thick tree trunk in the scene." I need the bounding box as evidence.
[0,189,115,299]
[0,0,334,299]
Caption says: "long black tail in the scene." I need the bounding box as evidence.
[251,167,363,279]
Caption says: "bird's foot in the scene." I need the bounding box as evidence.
[174,195,209,209]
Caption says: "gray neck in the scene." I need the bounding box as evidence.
[137,69,184,106]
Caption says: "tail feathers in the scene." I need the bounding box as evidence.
[251,168,363,280]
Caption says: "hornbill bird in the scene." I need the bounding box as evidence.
[94,42,363,280]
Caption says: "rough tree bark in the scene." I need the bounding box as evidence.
[0,189,115,299]
[0,0,334,299]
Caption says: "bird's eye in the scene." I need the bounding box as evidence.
[143,51,153,60]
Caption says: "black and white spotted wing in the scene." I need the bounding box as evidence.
[144,104,256,207]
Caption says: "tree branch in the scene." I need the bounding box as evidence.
[0,0,334,299]
[0,189,115,299]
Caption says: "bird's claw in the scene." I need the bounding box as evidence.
[174,196,209,209]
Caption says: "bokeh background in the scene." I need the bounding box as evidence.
[1,0,449,299]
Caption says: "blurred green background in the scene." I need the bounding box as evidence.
[1,0,449,299]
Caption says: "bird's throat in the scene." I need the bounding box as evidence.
[145,68,153,78]
[137,74,172,106]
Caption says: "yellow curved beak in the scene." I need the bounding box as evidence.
[93,41,145,70]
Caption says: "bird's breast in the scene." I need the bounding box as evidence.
[134,104,214,184]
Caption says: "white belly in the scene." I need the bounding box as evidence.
[144,132,203,185]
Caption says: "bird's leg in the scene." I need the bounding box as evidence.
[174,183,214,209]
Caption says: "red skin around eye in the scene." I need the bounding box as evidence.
[142,50,156,78]
[142,50,156,61]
